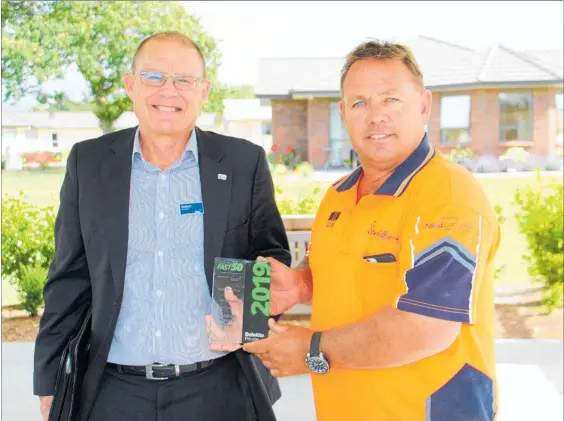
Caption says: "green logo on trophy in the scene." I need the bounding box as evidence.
[209,257,271,346]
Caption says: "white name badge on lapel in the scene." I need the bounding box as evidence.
[217,173,227,180]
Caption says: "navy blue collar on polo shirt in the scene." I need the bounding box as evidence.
[335,133,435,197]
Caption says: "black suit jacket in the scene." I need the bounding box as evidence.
[33,127,291,421]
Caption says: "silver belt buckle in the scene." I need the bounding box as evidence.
[145,363,170,380]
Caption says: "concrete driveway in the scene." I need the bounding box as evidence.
[2,340,562,421]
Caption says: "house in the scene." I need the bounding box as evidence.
[1,99,272,157]
[1,111,138,156]
[255,35,564,169]
[210,99,273,150]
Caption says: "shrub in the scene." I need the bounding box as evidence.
[1,194,56,291]
[514,181,563,312]
[271,163,327,215]
[448,146,475,161]
[500,147,529,163]
[17,263,48,316]
[268,144,302,170]
[493,205,506,280]
[1,155,5,170]
[22,151,57,165]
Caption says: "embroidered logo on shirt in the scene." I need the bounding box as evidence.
[326,211,341,228]
[424,216,472,232]
[367,221,399,241]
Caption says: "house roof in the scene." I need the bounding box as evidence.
[223,99,272,121]
[1,111,139,129]
[256,35,563,98]
[1,99,272,130]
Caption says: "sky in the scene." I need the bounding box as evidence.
[5,1,563,110]
[183,1,564,85]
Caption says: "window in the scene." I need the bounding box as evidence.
[259,98,271,106]
[327,101,353,166]
[329,101,348,143]
[440,95,471,145]
[499,92,533,142]
[261,121,272,135]
[52,133,59,148]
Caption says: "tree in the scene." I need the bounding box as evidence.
[2,1,225,132]
[32,95,98,112]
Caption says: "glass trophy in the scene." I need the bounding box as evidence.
[209,257,271,346]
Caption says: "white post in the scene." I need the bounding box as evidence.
[5,143,23,171]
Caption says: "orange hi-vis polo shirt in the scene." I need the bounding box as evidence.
[308,134,500,421]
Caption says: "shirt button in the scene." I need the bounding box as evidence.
[159,174,166,182]
[155,330,161,337]
[156,290,162,297]
[157,250,163,257]
[159,212,165,219]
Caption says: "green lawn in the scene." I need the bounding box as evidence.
[2,170,63,208]
[2,169,562,294]
[476,175,560,285]
[2,276,19,306]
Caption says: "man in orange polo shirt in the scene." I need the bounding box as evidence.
[244,40,500,421]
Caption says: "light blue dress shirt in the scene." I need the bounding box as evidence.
[107,128,226,365]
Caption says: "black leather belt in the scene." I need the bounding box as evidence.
[107,354,232,380]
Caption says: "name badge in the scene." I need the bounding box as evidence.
[180,203,204,215]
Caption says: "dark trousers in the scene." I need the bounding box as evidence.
[89,355,257,421]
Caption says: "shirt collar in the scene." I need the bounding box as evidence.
[132,128,199,165]
[334,133,434,197]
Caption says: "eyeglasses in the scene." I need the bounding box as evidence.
[131,71,206,91]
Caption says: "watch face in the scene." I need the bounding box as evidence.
[307,355,330,374]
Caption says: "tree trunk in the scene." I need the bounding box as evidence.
[102,124,114,134]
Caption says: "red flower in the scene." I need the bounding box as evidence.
[271,144,279,152]
[286,146,294,153]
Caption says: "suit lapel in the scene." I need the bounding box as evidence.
[100,128,136,298]
[196,128,232,290]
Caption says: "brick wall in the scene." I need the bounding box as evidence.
[471,89,500,156]
[427,92,441,149]
[531,87,558,157]
[271,100,307,160]
[433,87,559,157]
[306,99,330,168]
[271,87,560,167]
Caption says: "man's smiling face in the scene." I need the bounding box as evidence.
[124,39,210,137]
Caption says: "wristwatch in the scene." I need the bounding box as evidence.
[305,332,330,374]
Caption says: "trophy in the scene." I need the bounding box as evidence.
[209,257,271,346]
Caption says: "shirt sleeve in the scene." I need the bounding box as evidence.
[395,203,498,324]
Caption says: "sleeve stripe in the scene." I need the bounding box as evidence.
[397,298,470,323]
[415,236,476,268]
[398,297,469,313]
[415,245,476,274]
[468,215,483,323]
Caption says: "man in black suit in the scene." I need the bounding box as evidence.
[34,31,290,421]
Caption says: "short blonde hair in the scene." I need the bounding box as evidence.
[340,40,424,93]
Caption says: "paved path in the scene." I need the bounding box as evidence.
[2,340,562,421]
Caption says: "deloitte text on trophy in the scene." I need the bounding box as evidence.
[209,257,271,346]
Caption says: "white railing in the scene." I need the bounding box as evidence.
[285,228,312,315]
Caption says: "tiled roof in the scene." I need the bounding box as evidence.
[2,100,272,129]
[256,35,563,97]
